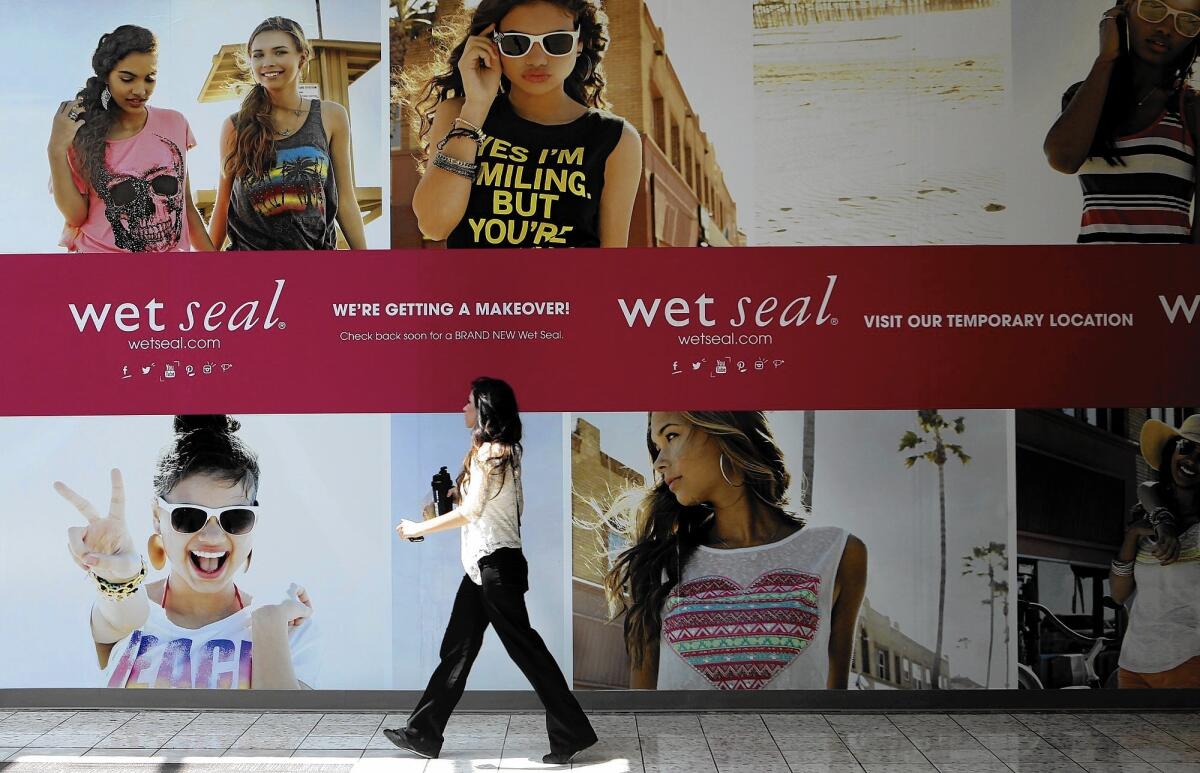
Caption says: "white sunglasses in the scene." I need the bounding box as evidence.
[492,28,581,57]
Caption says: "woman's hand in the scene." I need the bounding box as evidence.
[1150,523,1182,565]
[458,24,502,113]
[50,99,86,154]
[1098,3,1126,64]
[395,519,425,540]
[56,469,143,583]
[254,583,313,629]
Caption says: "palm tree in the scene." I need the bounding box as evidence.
[390,0,438,141]
[899,410,970,690]
[962,541,1008,688]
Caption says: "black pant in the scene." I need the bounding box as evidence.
[405,548,596,755]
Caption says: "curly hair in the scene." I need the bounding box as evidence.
[602,412,804,667]
[225,17,314,180]
[72,25,157,193]
[401,0,609,159]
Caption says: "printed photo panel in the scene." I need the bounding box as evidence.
[0,413,393,689]
[1012,0,1200,245]
[753,0,1011,245]
[1016,407,1200,690]
[390,0,753,248]
[571,409,1014,691]
[1,0,388,254]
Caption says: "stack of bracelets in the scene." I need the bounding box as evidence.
[432,117,486,180]
[91,559,147,600]
[1111,558,1135,577]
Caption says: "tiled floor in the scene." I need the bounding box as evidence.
[0,710,1196,771]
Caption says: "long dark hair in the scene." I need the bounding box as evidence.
[226,17,314,180]
[154,415,260,499]
[603,411,803,666]
[1086,26,1200,164]
[457,376,523,497]
[72,25,157,192]
[404,0,609,157]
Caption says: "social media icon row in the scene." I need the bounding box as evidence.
[122,362,233,380]
[670,358,785,377]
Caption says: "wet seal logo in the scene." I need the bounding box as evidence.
[617,275,838,329]
[1160,294,1199,324]
[68,279,287,333]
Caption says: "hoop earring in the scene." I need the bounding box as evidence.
[147,533,166,571]
[100,87,111,110]
[719,453,743,488]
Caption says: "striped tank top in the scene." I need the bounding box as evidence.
[1077,101,1195,244]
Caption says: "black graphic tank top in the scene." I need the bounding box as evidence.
[446,95,626,248]
[226,100,339,251]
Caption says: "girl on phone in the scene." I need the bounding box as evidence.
[49,25,213,253]
[387,378,596,763]
[1044,0,1200,243]
[208,17,367,251]
[56,415,318,689]
[604,412,868,690]
[406,0,641,247]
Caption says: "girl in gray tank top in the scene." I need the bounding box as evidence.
[207,17,367,251]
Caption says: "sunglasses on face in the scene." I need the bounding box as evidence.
[1138,0,1200,38]
[1177,438,1198,456]
[157,497,259,535]
[492,28,580,57]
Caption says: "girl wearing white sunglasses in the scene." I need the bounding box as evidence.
[1045,0,1200,244]
[56,415,319,689]
[405,0,641,248]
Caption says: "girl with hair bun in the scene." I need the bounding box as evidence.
[56,415,319,689]
[208,17,367,251]
[604,412,868,690]
[49,25,213,253]
[406,0,642,247]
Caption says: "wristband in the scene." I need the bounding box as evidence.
[91,559,147,600]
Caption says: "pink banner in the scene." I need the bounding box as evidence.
[1,246,1196,415]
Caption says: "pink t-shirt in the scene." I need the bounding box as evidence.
[61,106,195,253]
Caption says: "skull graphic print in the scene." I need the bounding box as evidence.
[95,135,185,252]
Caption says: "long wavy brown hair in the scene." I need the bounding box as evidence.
[225,17,314,180]
[457,377,523,503]
[603,412,805,666]
[72,25,157,193]
[402,0,609,161]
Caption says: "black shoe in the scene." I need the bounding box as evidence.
[542,737,597,765]
[383,727,439,759]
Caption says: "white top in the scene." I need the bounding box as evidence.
[101,596,320,689]
[457,442,523,584]
[656,525,850,690]
[1118,521,1200,673]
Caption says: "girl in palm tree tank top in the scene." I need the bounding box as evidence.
[226,101,339,250]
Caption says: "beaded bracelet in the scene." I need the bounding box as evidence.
[91,559,147,600]
[453,116,483,134]
[432,151,478,180]
[1146,506,1177,528]
[436,126,485,152]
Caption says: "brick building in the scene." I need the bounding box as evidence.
[570,418,645,689]
[390,0,741,247]
[852,597,956,690]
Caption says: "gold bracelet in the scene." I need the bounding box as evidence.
[91,559,147,600]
